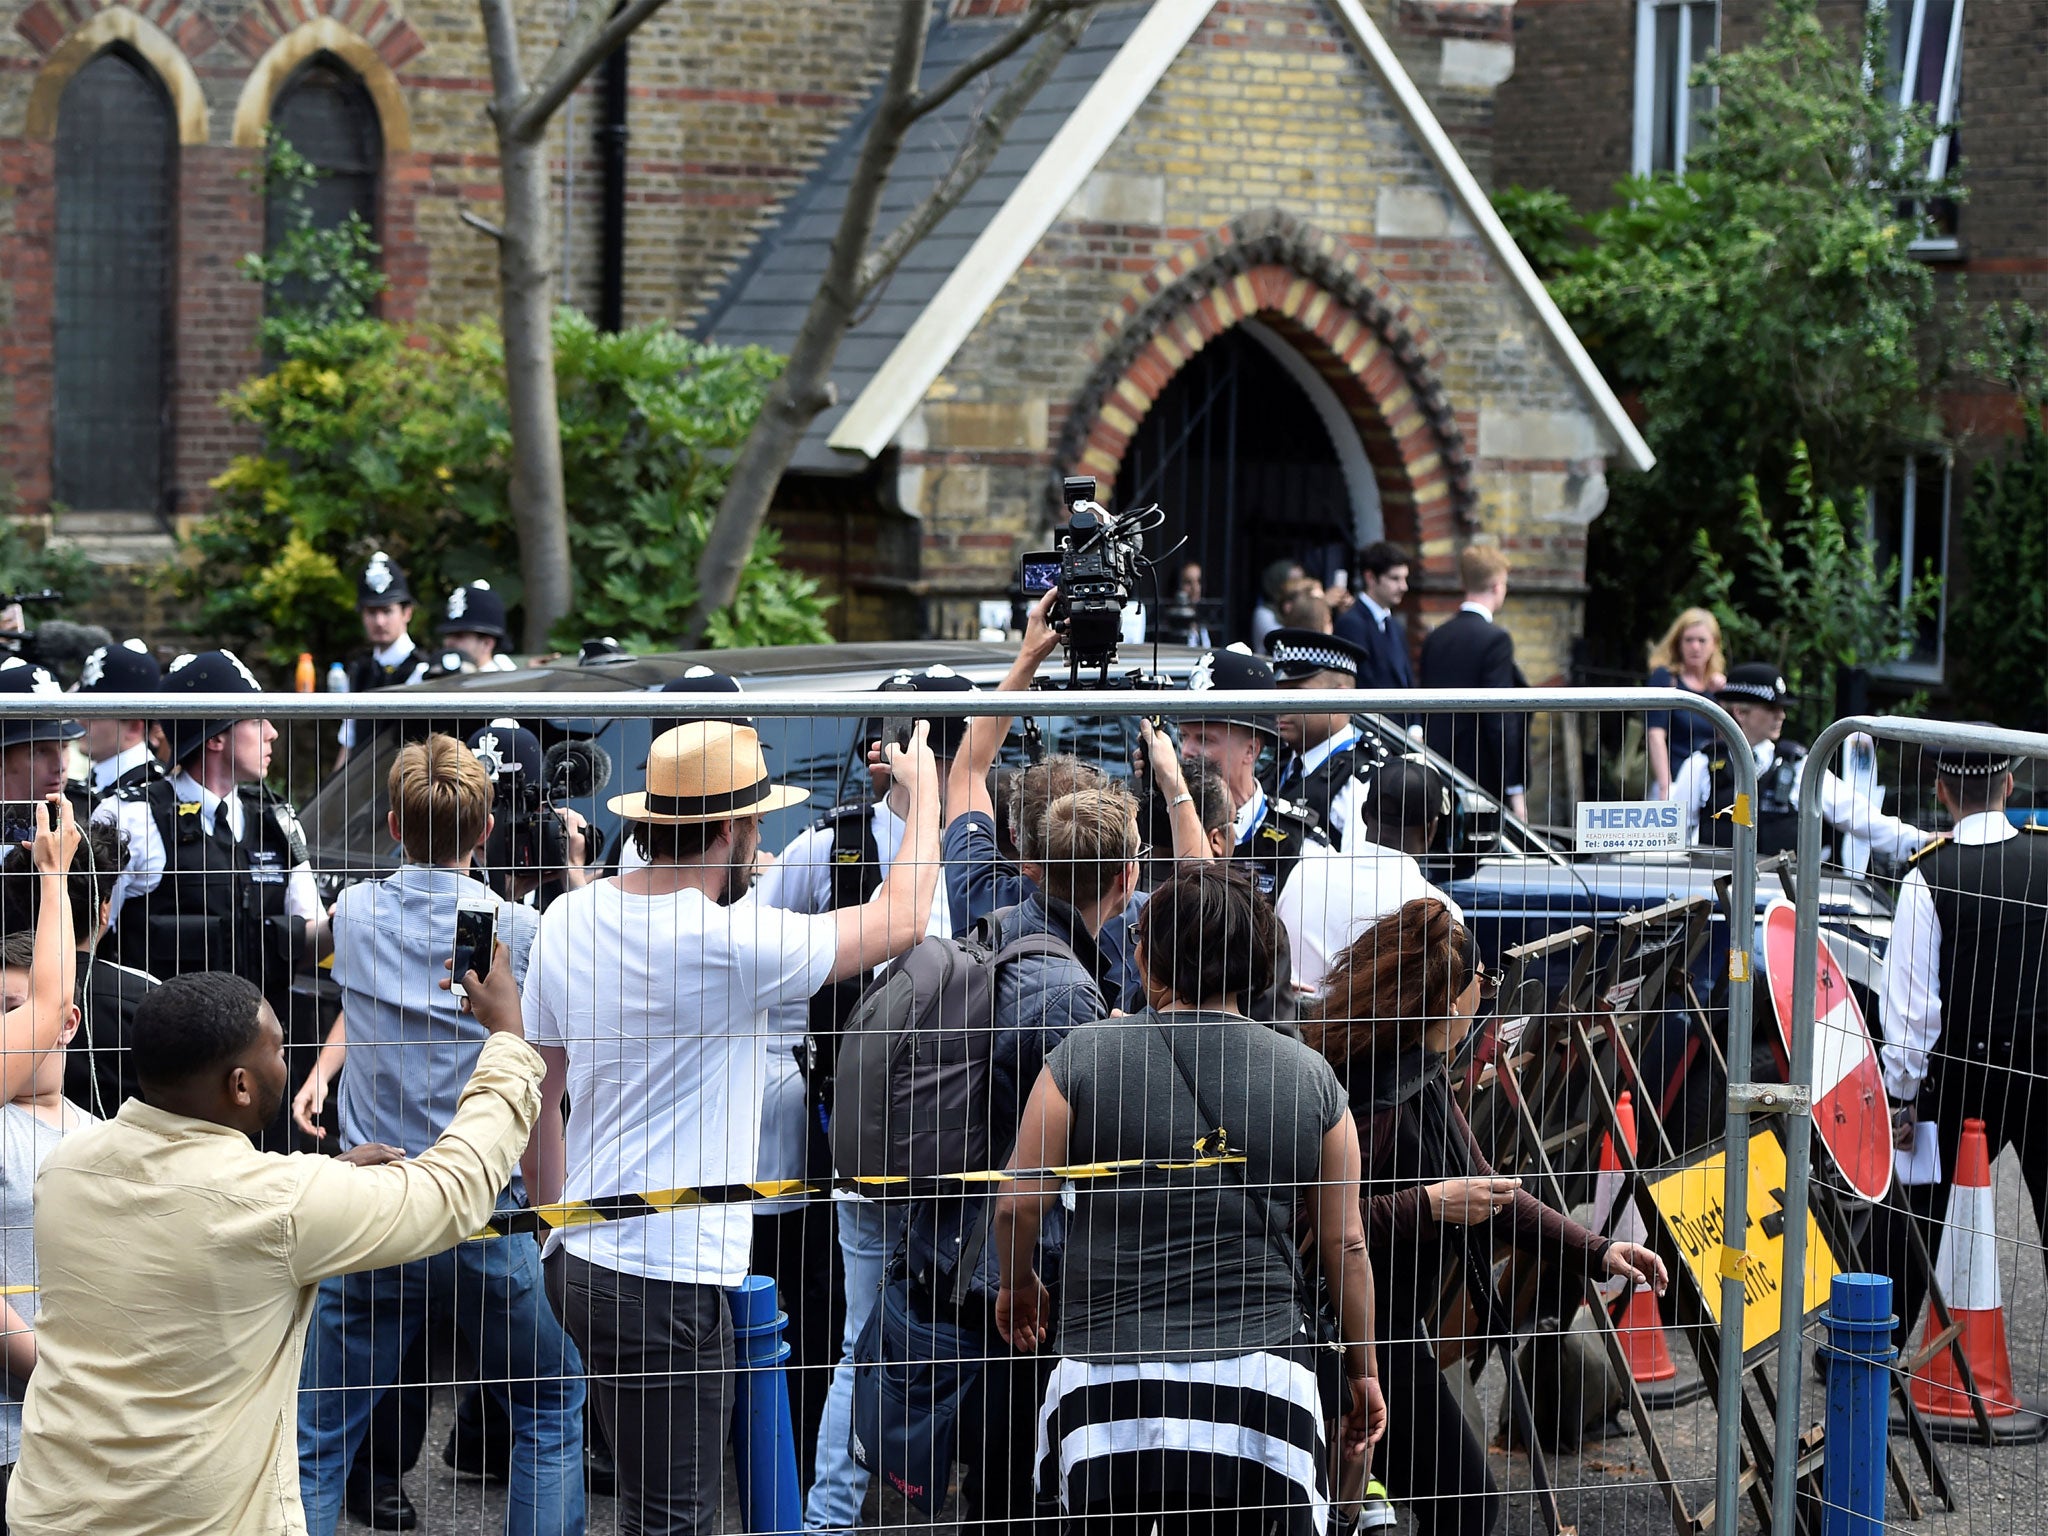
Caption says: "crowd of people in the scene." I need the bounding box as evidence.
[0,537,2035,1536]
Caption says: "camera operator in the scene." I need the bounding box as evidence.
[71,641,166,794]
[465,722,599,910]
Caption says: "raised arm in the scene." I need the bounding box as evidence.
[947,587,1062,828]
[0,797,80,1104]
[1139,719,1210,861]
[829,722,942,982]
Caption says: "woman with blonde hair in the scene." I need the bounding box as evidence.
[1307,898,1666,1536]
[1645,608,1727,800]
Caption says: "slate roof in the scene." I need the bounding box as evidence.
[692,2,1150,474]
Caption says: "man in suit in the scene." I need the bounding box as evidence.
[1419,545,1529,822]
[1334,539,1416,692]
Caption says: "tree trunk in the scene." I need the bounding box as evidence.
[497,127,574,651]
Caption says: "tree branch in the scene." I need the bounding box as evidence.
[858,5,1093,297]
[459,208,506,240]
[906,0,1094,123]
[512,0,670,142]
[478,0,527,126]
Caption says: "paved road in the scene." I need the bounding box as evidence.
[355,1149,2048,1535]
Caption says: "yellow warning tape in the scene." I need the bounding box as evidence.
[477,1129,1245,1239]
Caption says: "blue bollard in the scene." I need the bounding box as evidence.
[727,1275,803,1535]
[1820,1273,1895,1536]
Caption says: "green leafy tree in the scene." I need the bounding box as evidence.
[1492,0,1957,669]
[1948,305,2048,729]
[1687,442,1937,738]
[187,311,828,670]
[241,131,387,354]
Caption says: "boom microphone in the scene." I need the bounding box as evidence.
[543,739,612,800]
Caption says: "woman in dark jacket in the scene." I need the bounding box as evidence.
[1307,898,1667,1536]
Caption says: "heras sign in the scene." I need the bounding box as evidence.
[1576,799,1686,853]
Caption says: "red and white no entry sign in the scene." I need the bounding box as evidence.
[1761,899,1893,1204]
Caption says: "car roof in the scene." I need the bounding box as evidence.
[400,641,1213,697]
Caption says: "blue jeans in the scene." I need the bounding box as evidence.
[298,1223,587,1536]
[804,1200,905,1532]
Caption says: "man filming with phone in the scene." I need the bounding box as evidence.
[294,733,586,1536]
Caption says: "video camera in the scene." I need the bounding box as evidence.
[471,727,613,880]
[1020,477,1164,684]
[0,590,109,678]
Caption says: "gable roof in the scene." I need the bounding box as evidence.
[697,0,1654,477]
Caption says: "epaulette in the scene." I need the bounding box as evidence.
[2020,820,2048,835]
[818,801,868,825]
[1269,795,1322,834]
[1905,834,1951,868]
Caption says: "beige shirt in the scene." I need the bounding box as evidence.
[9,1032,544,1536]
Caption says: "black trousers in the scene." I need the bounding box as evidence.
[1869,1059,2048,1352]
[955,1317,1057,1536]
[1375,1336,1498,1536]
[549,1255,734,1536]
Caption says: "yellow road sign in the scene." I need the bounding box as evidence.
[1645,1127,1839,1358]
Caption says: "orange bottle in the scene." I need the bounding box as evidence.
[295,652,316,693]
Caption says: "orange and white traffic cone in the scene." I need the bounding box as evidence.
[1909,1118,2048,1443]
[1594,1092,1682,1390]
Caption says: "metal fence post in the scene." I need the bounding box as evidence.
[1780,714,2048,1533]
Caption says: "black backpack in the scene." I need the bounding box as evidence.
[830,914,1083,1200]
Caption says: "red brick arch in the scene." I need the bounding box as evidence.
[1055,210,1475,552]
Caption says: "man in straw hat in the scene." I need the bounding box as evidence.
[521,718,943,1535]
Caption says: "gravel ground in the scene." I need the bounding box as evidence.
[353,1148,2048,1536]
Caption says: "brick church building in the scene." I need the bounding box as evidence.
[0,0,1649,682]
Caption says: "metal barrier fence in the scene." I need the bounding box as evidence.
[1781,715,2048,1535]
[0,680,1777,1536]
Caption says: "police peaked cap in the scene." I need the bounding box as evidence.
[437,580,509,641]
[357,550,414,608]
[1266,627,1367,684]
[161,649,265,763]
[873,666,978,757]
[1930,727,2013,778]
[1716,663,1792,709]
[1180,645,1281,738]
[73,638,161,696]
[0,658,83,749]
[642,667,749,766]
[468,720,543,786]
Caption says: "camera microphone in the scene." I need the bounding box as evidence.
[543,739,613,799]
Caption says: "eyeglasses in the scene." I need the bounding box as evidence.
[1473,965,1498,1002]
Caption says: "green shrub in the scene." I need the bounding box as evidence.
[185,310,827,669]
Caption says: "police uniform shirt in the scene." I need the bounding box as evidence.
[90,743,158,795]
[1280,724,1367,846]
[1879,810,2019,1102]
[336,636,431,750]
[757,799,952,938]
[96,770,321,934]
[1669,737,1924,858]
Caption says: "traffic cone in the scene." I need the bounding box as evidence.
[1598,1092,1680,1387]
[1908,1119,2048,1442]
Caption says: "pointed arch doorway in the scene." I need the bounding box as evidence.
[1113,319,1383,644]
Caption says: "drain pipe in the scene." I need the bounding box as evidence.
[598,42,629,332]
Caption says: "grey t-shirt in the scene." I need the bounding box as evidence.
[1047,1010,1346,1362]
[2,1099,96,1464]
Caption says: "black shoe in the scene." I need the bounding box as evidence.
[345,1480,418,1531]
[585,1443,617,1499]
[441,1426,509,1484]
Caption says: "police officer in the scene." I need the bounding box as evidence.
[1876,742,2048,1347]
[436,580,518,675]
[333,551,430,768]
[1266,626,1386,851]
[72,639,165,795]
[0,657,90,837]
[99,650,327,1147]
[1669,663,1925,859]
[1178,643,1323,899]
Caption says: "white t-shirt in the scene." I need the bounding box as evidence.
[1276,834,1464,994]
[522,878,838,1285]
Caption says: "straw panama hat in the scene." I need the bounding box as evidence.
[608,720,810,824]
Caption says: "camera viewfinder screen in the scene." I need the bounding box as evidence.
[1020,554,1060,594]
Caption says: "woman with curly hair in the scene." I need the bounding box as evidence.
[1306,898,1667,1536]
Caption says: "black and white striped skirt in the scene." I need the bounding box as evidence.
[1034,1349,1332,1534]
